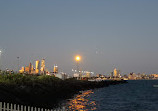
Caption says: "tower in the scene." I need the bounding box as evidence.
[54,65,58,74]
[113,68,118,77]
[41,59,45,74]
[29,62,32,74]
[31,65,34,73]
[19,67,25,73]
[35,60,40,74]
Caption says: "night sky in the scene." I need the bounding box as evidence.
[1,0,158,75]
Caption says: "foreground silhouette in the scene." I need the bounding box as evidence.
[0,74,127,109]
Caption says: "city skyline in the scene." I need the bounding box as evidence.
[1,0,158,75]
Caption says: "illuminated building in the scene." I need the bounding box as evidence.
[55,72,67,80]
[73,73,79,78]
[128,72,137,80]
[29,62,32,74]
[25,66,29,73]
[54,65,58,74]
[113,68,118,77]
[151,74,158,79]
[86,71,91,78]
[97,74,102,77]
[35,60,40,74]
[31,65,34,72]
[19,67,25,73]
[41,59,45,74]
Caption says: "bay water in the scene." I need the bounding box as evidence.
[64,80,158,111]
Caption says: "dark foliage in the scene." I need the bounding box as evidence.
[0,74,127,109]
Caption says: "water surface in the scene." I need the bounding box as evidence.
[65,80,158,111]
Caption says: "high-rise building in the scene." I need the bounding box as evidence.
[30,64,35,74]
[113,68,118,77]
[54,65,58,74]
[41,59,45,74]
[25,66,30,73]
[29,62,32,74]
[35,60,40,74]
[113,68,120,78]
[19,67,25,73]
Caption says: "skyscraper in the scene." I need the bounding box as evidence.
[41,59,45,74]
[54,65,58,74]
[31,65,34,73]
[19,66,25,73]
[29,62,32,74]
[113,68,118,77]
[35,60,40,74]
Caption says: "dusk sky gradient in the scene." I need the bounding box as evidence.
[1,0,158,75]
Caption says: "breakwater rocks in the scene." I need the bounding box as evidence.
[0,74,127,109]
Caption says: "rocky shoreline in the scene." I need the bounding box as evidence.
[0,74,127,109]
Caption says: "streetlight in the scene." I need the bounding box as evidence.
[75,55,81,80]
[75,56,81,62]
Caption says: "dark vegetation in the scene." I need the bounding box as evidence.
[0,74,127,109]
